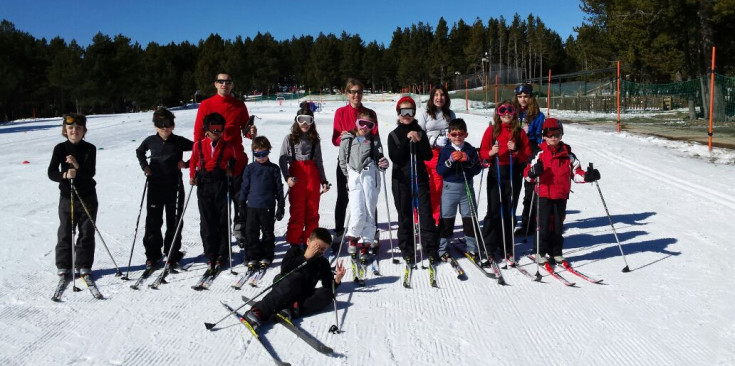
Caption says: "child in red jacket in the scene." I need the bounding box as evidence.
[190,113,247,270]
[524,118,600,265]
[478,100,531,263]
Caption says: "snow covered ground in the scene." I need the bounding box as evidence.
[1,96,734,366]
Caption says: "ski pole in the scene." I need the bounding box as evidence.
[462,170,490,265]
[534,180,542,281]
[204,260,309,330]
[380,169,398,264]
[477,162,485,206]
[591,163,630,272]
[330,210,351,266]
[495,156,509,268]
[70,179,81,292]
[226,177,237,275]
[509,152,516,261]
[328,266,342,334]
[70,183,123,276]
[122,178,148,280]
[522,188,535,243]
[160,182,195,276]
[409,141,424,268]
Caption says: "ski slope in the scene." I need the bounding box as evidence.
[1,96,734,366]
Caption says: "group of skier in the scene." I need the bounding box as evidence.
[48,74,603,321]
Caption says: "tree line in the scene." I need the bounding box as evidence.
[1,0,732,120]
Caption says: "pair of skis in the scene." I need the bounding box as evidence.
[232,264,268,290]
[217,296,333,365]
[527,255,603,286]
[51,272,103,301]
[401,259,438,288]
[191,265,223,290]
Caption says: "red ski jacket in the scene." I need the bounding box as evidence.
[331,104,378,146]
[194,94,252,147]
[524,141,587,200]
[189,137,247,179]
[478,123,531,165]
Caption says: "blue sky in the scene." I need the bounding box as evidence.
[1,0,587,47]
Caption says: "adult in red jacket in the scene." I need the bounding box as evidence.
[331,78,378,245]
[478,101,531,262]
[524,118,600,264]
[193,73,256,243]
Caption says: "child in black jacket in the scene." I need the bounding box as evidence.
[48,114,97,276]
[238,136,285,269]
[135,108,193,268]
[387,96,440,265]
[243,228,346,329]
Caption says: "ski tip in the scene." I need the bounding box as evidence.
[204,322,216,330]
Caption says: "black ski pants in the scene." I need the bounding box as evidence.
[391,178,439,261]
[537,198,567,258]
[143,181,185,263]
[244,207,276,262]
[56,193,97,270]
[197,175,229,263]
[481,164,523,257]
[254,272,333,321]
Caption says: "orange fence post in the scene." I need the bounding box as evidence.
[494,75,498,105]
[708,46,716,151]
[465,79,469,112]
[547,70,551,116]
[617,61,621,133]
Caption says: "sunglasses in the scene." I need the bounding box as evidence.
[252,150,270,158]
[449,131,467,138]
[215,79,233,85]
[346,89,363,95]
[296,115,314,125]
[496,105,516,116]
[514,84,532,95]
[154,120,174,128]
[356,119,375,130]
[398,108,415,117]
[208,125,224,133]
[64,115,86,126]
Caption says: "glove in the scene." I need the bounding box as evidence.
[378,157,389,170]
[275,203,285,221]
[528,160,544,179]
[584,169,601,182]
[237,202,247,219]
[450,151,467,163]
[434,135,448,148]
[480,160,489,169]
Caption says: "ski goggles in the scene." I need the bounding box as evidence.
[63,115,86,126]
[346,89,363,95]
[207,124,224,133]
[356,119,375,130]
[296,115,314,125]
[496,105,516,116]
[398,108,415,117]
[545,129,562,138]
[154,119,174,128]
[252,150,270,158]
[449,131,467,138]
[514,84,533,95]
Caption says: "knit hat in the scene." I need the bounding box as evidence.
[396,96,416,112]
